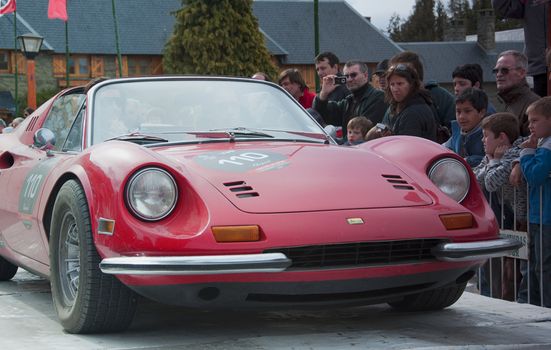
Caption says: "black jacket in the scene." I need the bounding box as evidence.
[384,92,438,142]
[313,83,387,139]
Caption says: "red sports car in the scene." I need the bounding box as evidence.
[0,77,520,333]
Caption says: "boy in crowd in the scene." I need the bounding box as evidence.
[474,112,527,301]
[452,63,496,115]
[518,97,551,307]
[344,116,372,146]
[443,88,486,167]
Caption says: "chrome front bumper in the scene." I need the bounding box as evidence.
[100,253,291,275]
[432,238,523,262]
[99,238,523,276]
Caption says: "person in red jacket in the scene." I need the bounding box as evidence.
[278,68,316,109]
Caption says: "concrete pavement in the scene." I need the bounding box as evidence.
[1,269,550,349]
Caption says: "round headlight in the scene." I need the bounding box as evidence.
[428,158,470,203]
[126,168,178,221]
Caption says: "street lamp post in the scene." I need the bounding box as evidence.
[17,33,44,110]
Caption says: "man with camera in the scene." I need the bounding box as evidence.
[313,60,387,141]
[314,52,350,102]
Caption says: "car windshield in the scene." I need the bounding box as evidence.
[90,79,325,145]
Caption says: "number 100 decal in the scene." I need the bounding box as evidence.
[195,150,288,172]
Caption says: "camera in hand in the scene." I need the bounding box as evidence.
[376,123,388,132]
[334,75,347,85]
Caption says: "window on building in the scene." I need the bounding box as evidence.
[68,55,91,77]
[127,56,153,77]
[0,51,10,73]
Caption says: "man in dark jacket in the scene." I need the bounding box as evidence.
[313,60,387,141]
[494,50,540,137]
[314,52,350,102]
[492,0,548,97]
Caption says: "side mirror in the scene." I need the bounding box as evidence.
[33,128,56,150]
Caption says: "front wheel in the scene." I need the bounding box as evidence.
[388,282,466,311]
[49,180,137,333]
[0,256,18,281]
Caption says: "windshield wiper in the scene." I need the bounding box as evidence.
[185,127,274,142]
[107,132,169,145]
[213,127,275,139]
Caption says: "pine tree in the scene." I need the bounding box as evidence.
[163,0,277,77]
[387,13,404,41]
[396,0,436,41]
[435,0,447,41]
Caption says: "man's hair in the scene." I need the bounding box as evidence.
[84,77,109,93]
[23,107,35,116]
[456,88,488,113]
[344,60,369,73]
[526,96,551,119]
[315,51,340,67]
[389,51,424,81]
[278,68,307,91]
[347,116,373,136]
[481,112,520,144]
[498,50,528,70]
[452,64,484,87]
[252,71,272,82]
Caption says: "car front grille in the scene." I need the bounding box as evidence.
[264,239,444,269]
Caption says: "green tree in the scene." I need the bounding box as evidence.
[435,0,447,41]
[387,13,404,41]
[389,0,437,42]
[402,0,436,41]
[163,0,276,77]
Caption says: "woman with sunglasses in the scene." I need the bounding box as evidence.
[377,64,438,142]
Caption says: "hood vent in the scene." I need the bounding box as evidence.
[382,174,415,191]
[223,181,259,199]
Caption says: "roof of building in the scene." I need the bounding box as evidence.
[0,0,179,55]
[0,0,401,64]
[252,0,402,64]
[466,28,525,42]
[399,41,525,83]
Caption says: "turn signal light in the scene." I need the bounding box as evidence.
[212,225,260,242]
[439,213,474,230]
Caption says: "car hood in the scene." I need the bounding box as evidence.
[160,143,433,213]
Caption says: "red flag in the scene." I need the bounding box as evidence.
[0,0,16,16]
[48,0,67,21]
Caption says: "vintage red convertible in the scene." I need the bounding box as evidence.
[0,77,520,333]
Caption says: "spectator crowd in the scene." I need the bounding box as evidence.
[257,21,550,308]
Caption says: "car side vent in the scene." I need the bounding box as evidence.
[223,181,260,199]
[382,174,415,190]
[25,116,39,132]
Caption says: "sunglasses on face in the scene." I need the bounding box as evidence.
[492,67,521,75]
[389,63,409,72]
[343,72,360,79]
[387,63,415,79]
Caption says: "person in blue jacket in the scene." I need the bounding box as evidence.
[443,88,487,168]
[518,96,551,308]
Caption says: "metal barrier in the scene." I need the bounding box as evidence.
[478,184,547,307]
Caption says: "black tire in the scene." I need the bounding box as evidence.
[49,180,137,334]
[388,282,466,311]
[0,256,18,281]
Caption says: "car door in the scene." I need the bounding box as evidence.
[0,92,85,265]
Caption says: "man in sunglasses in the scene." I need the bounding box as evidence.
[492,0,548,97]
[312,60,387,142]
[494,50,540,137]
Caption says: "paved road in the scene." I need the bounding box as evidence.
[1,269,551,350]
